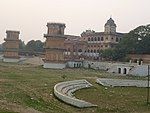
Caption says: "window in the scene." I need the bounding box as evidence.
[68,48,70,52]
[91,50,93,53]
[88,38,90,41]
[74,63,76,68]
[77,63,79,67]
[116,37,119,42]
[97,50,99,53]
[94,37,97,41]
[94,49,96,53]
[111,37,113,40]
[118,68,121,74]
[98,37,100,41]
[94,45,96,47]
[101,37,104,41]
[88,49,90,53]
[123,68,127,74]
[106,37,108,40]
[78,49,82,52]
[91,37,94,41]
[101,45,103,47]
[105,45,108,47]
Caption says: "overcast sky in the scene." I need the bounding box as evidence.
[0,0,150,43]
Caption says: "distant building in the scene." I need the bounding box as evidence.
[64,35,87,61]
[43,18,125,69]
[80,18,124,60]
[3,30,20,62]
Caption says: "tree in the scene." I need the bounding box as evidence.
[100,24,150,61]
[118,24,150,54]
[0,44,3,52]
[34,40,44,52]
[25,40,44,55]
[101,48,126,61]
[19,40,26,51]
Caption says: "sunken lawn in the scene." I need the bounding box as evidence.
[0,62,149,113]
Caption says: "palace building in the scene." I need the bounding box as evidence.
[3,30,20,62]
[44,18,125,69]
[80,17,124,60]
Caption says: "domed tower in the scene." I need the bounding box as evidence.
[104,17,116,34]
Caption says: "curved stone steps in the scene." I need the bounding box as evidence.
[54,79,97,108]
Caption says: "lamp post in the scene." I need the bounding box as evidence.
[147,65,150,105]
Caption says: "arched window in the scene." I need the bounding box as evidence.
[94,37,97,41]
[101,37,104,41]
[94,49,96,53]
[77,63,79,67]
[123,68,127,74]
[98,37,100,41]
[74,63,76,68]
[88,38,90,41]
[91,37,94,41]
[118,68,121,74]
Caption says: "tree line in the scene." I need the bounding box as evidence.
[101,24,150,61]
[0,40,44,56]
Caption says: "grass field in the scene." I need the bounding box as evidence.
[0,62,150,113]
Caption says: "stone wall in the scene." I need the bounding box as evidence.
[128,54,150,63]
[129,65,150,76]
[43,62,66,69]
[96,78,150,87]
[3,58,20,63]
[82,60,150,76]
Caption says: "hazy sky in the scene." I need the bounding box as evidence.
[0,0,150,43]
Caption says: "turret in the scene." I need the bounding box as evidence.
[104,17,116,34]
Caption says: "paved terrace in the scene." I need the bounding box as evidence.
[96,78,150,87]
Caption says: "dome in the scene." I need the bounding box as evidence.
[105,18,116,27]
